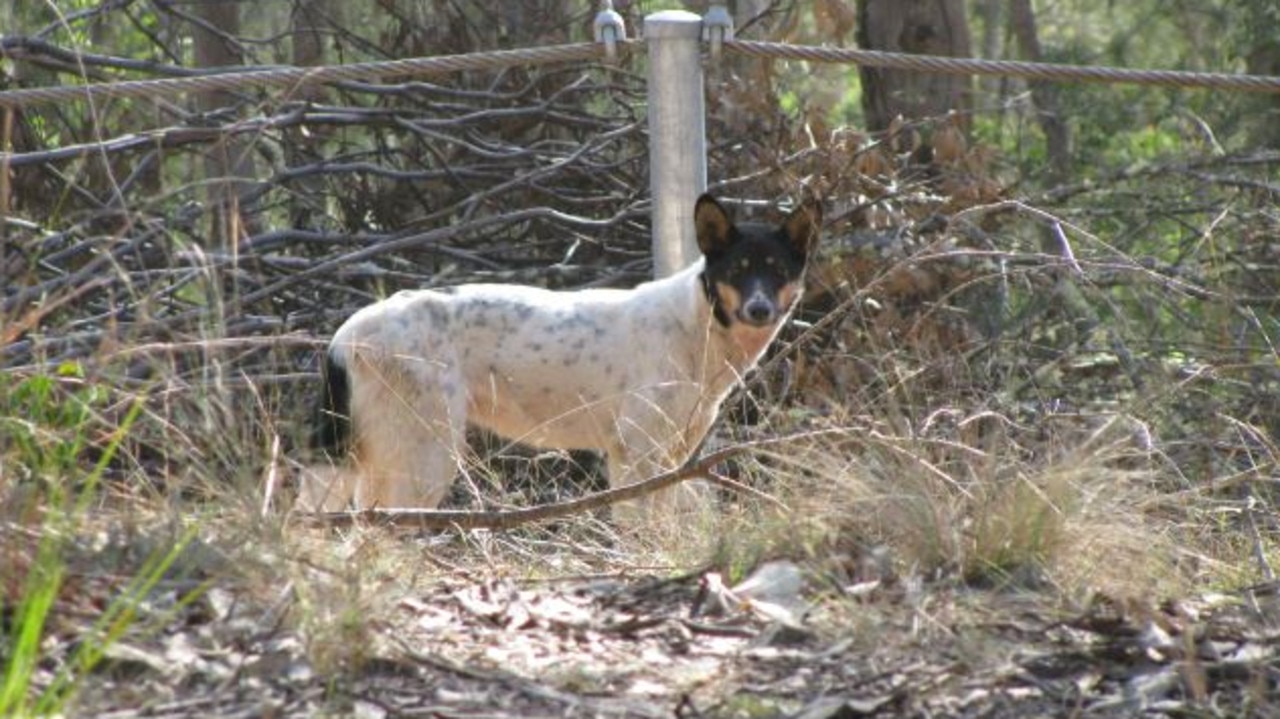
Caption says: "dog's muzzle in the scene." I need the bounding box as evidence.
[739,294,780,327]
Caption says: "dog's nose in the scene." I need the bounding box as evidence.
[742,299,777,326]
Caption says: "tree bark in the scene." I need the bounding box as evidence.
[192,0,255,248]
[855,0,973,132]
[976,0,1003,97]
[287,0,336,228]
[1008,0,1071,182]
[291,0,332,103]
[1245,35,1280,150]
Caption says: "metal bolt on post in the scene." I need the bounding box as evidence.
[593,1,626,63]
[645,10,707,278]
[702,4,734,64]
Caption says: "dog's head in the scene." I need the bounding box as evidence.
[695,194,822,329]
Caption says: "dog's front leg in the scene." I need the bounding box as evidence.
[295,464,358,512]
[606,437,711,528]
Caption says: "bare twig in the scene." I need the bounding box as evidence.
[299,429,846,530]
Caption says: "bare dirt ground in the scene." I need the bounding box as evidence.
[22,519,1275,719]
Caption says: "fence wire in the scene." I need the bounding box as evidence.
[725,40,1280,94]
[2,34,1280,113]
[0,41,619,110]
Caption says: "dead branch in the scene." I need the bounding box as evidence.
[301,444,732,530]
[298,429,848,530]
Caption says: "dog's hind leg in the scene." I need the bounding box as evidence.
[347,350,466,509]
[297,352,360,511]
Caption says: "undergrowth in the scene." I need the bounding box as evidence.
[2,96,1278,716]
[0,369,207,715]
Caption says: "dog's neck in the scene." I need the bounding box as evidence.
[687,272,787,386]
[642,261,789,392]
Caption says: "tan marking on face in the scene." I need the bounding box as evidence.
[777,281,801,312]
[715,281,744,317]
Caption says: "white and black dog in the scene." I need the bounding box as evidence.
[301,194,821,520]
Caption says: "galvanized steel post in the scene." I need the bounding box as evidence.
[645,10,707,278]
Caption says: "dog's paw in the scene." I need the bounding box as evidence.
[293,465,356,512]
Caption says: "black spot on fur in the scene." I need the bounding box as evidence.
[311,351,351,458]
[428,305,449,327]
[554,314,596,332]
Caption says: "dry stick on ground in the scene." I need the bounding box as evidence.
[299,428,851,530]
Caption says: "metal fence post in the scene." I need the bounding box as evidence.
[645,10,706,278]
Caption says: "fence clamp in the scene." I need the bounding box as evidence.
[702,4,734,64]
[593,1,626,63]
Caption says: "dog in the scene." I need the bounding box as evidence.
[300,194,821,521]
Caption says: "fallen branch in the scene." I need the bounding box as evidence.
[297,428,847,530]
[301,446,731,530]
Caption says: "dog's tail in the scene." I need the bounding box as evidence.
[311,350,352,458]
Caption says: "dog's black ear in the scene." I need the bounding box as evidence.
[694,194,735,257]
[781,197,822,257]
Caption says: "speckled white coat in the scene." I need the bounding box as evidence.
[302,258,787,517]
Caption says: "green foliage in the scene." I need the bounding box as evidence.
[1235,1,1280,60]
[34,523,204,716]
[1,363,107,481]
[1,383,209,714]
[1,518,205,717]
[0,537,63,715]
[0,395,152,716]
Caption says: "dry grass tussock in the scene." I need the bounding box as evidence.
[716,410,1193,600]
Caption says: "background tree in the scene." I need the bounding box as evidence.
[192,0,254,248]
[855,0,973,134]
[1008,0,1070,181]
[1241,1,1280,148]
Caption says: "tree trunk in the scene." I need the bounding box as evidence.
[976,0,1003,97]
[1008,0,1071,182]
[291,0,332,102]
[192,0,254,248]
[855,0,973,133]
[1245,38,1280,150]
[287,0,336,228]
